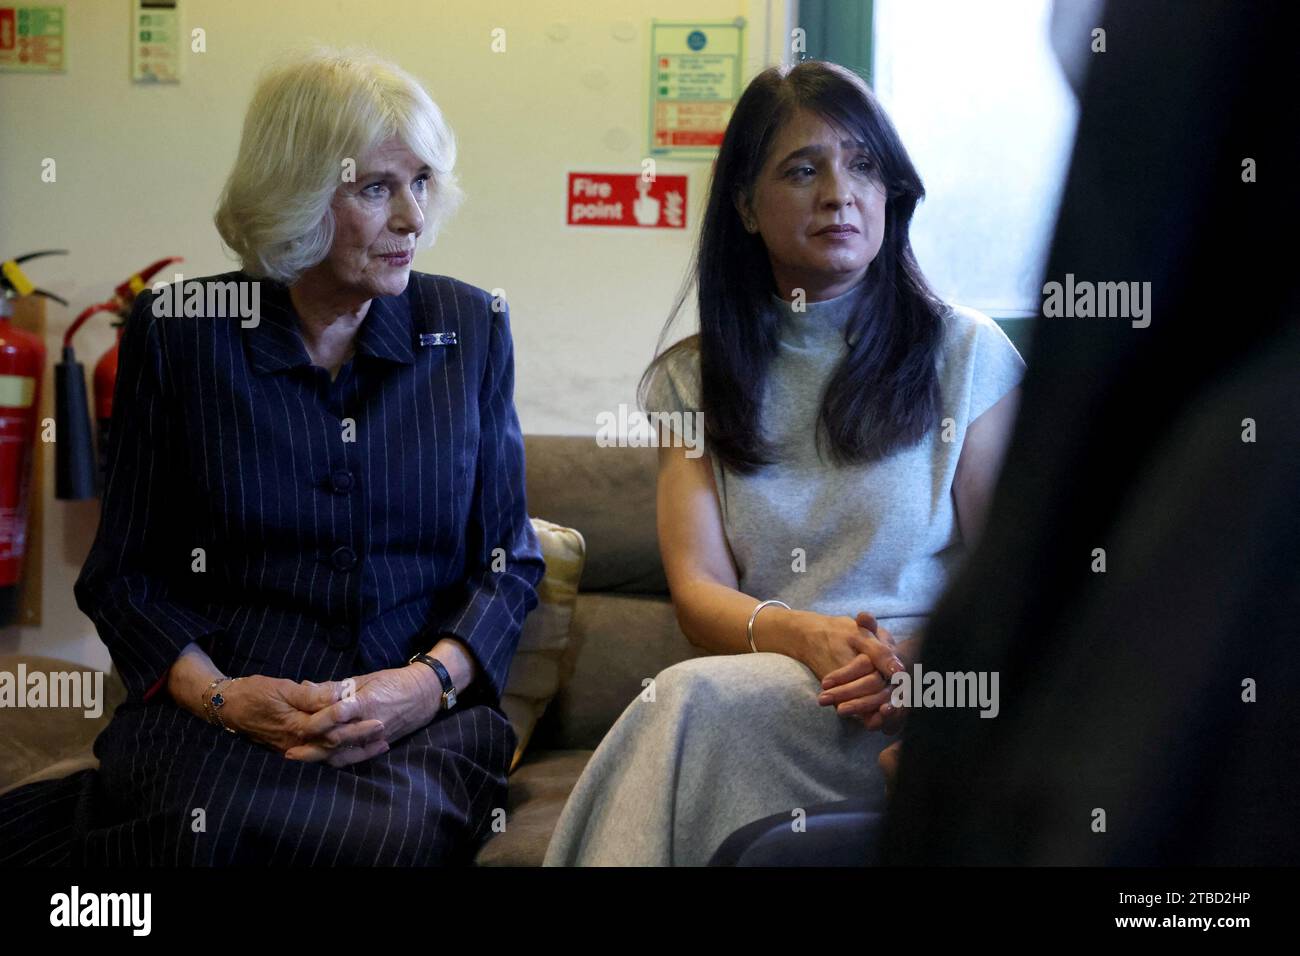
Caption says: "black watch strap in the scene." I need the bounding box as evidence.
[408,652,458,710]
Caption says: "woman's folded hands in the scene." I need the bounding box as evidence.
[211,664,441,769]
[816,610,920,734]
[281,665,443,767]
[214,675,389,767]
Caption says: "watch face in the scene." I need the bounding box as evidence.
[445,689,457,710]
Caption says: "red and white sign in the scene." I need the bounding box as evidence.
[567,173,688,229]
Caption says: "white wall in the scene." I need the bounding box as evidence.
[0,0,794,667]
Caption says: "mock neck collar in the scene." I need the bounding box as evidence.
[768,281,865,349]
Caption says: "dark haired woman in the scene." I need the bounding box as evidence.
[544,61,1025,866]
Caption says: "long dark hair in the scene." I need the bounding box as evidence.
[641,61,947,474]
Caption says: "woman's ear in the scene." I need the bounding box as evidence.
[733,190,759,234]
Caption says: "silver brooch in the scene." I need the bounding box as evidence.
[418,331,458,347]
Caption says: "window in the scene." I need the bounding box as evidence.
[871,0,1079,326]
[799,0,1081,348]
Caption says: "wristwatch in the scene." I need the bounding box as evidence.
[408,652,458,711]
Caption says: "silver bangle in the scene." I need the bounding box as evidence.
[747,599,791,653]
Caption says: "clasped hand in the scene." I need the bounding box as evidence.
[218,665,438,768]
[811,610,917,734]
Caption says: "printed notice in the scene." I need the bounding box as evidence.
[567,172,688,229]
[649,20,744,160]
[0,5,65,73]
[132,0,179,83]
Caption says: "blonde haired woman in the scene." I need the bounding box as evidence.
[0,48,543,866]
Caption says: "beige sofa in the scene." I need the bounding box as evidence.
[0,435,703,866]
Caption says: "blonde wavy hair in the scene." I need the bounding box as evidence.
[214,46,463,284]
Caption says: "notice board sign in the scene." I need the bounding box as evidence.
[567,172,688,229]
[648,19,744,160]
[132,0,180,83]
[0,5,65,72]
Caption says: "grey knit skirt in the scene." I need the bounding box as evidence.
[544,652,891,866]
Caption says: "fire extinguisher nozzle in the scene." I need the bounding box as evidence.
[54,360,98,501]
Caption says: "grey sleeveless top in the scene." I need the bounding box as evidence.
[645,283,1026,640]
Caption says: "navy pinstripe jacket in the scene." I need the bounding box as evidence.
[73,270,544,707]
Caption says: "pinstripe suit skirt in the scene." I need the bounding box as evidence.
[0,696,513,866]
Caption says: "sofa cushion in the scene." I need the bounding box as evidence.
[528,591,703,752]
[474,749,593,866]
[0,655,123,798]
[501,518,587,771]
[0,754,101,799]
[524,436,667,594]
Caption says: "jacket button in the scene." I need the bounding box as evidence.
[326,623,354,649]
[331,470,354,493]
[331,545,357,571]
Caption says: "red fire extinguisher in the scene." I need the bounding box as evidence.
[0,250,65,626]
[56,257,183,500]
